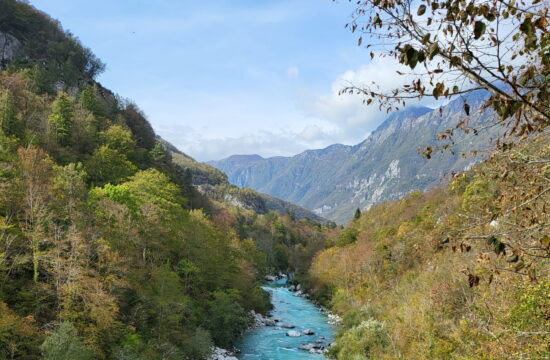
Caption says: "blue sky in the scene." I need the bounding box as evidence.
[29,0,408,161]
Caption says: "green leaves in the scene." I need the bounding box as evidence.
[474,21,486,39]
[48,91,74,146]
[399,46,426,69]
[428,42,440,60]
[519,18,534,36]
[487,236,506,255]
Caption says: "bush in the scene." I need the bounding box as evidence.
[40,322,93,360]
[206,291,251,348]
[181,328,214,360]
[330,319,388,360]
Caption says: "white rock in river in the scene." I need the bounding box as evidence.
[282,323,295,329]
[208,347,238,360]
[286,330,302,337]
[302,329,315,335]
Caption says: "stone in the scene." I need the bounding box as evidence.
[286,330,301,337]
[302,329,315,335]
[208,347,238,360]
[282,323,295,329]
[0,32,20,66]
[298,343,315,351]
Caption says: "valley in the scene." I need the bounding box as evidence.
[0,0,548,359]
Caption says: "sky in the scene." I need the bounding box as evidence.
[28,0,422,161]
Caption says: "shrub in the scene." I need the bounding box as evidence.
[331,319,388,359]
[40,322,93,360]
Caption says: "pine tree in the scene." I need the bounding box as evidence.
[48,92,74,145]
[354,208,361,220]
[0,89,19,137]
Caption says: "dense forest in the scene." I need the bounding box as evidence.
[0,1,332,359]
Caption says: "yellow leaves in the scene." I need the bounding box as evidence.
[396,221,414,239]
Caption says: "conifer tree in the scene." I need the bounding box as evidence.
[48,92,74,145]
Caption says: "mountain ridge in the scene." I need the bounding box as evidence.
[210,90,498,223]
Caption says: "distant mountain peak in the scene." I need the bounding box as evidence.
[223,154,264,162]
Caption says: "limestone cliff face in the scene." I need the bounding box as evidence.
[0,31,20,67]
[210,91,499,223]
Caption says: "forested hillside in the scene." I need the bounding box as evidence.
[160,138,328,223]
[308,134,549,359]
[0,1,332,359]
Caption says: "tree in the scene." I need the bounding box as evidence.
[120,169,186,218]
[354,208,362,220]
[40,322,93,360]
[147,265,187,341]
[18,146,53,282]
[48,92,74,145]
[79,85,104,118]
[85,145,137,186]
[338,0,549,150]
[206,291,250,348]
[100,125,136,153]
[0,89,20,137]
[0,301,41,359]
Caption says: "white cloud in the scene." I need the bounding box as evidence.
[175,126,336,162]
[297,56,453,145]
[163,58,442,161]
[296,57,407,144]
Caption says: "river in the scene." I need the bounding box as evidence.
[237,279,334,360]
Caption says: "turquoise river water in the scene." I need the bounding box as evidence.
[237,279,334,360]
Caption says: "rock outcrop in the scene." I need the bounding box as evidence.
[0,32,20,67]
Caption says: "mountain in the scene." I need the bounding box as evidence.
[158,138,328,223]
[210,91,498,223]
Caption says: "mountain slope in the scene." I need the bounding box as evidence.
[210,91,498,223]
[0,2,332,359]
[159,138,327,223]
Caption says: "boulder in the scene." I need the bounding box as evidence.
[298,343,315,351]
[302,329,315,335]
[282,323,295,329]
[208,347,238,360]
[286,330,301,337]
